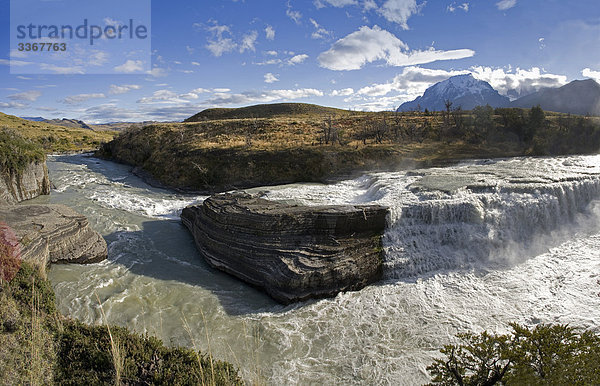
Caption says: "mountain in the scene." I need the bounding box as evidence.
[186,103,349,121]
[511,79,600,116]
[397,74,510,112]
[20,117,93,130]
[20,116,47,122]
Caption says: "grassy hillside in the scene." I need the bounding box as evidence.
[0,262,242,385]
[185,102,354,121]
[0,112,116,153]
[0,129,46,175]
[99,104,600,193]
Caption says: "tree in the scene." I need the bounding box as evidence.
[526,105,545,143]
[427,323,600,386]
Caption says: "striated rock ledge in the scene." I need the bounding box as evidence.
[181,192,388,304]
[0,161,51,205]
[0,204,107,267]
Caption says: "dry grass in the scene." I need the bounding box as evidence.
[95,293,124,386]
[0,112,116,153]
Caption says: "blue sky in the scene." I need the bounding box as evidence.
[1,0,599,123]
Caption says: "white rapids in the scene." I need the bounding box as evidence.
[39,153,600,385]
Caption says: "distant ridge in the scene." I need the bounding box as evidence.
[185,103,350,121]
[511,79,600,116]
[21,117,93,130]
[397,74,510,112]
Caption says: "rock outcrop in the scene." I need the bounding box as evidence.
[0,161,51,205]
[181,192,388,304]
[0,204,107,266]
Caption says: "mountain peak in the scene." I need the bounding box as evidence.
[397,74,509,112]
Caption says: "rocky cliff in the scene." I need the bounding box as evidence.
[0,161,51,205]
[0,204,107,267]
[181,192,388,304]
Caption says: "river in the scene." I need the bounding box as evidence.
[33,153,600,385]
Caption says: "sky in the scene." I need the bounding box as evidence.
[0,0,599,123]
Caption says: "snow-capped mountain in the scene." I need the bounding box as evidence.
[397,74,510,112]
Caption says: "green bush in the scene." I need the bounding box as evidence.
[427,323,600,385]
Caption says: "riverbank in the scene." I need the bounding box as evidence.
[97,104,600,193]
[0,261,243,384]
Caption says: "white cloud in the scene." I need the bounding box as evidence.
[8,90,42,102]
[0,58,32,67]
[239,31,258,53]
[448,2,469,12]
[470,66,567,99]
[318,26,474,71]
[265,25,276,40]
[0,101,28,109]
[340,66,472,110]
[582,68,600,83]
[62,93,106,105]
[363,0,378,11]
[88,51,109,66]
[206,23,237,57]
[310,19,333,40]
[288,54,309,65]
[496,0,516,10]
[109,84,141,95]
[377,0,422,29]
[330,88,355,96]
[114,60,144,73]
[264,73,280,83]
[147,67,168,77]
[314,0,358,8]
[255,58,283,66]
[138,89,202,104]
[205,88,323,106]
[39,64,84,74]
[191,62,201,66]
[286,2,303,24]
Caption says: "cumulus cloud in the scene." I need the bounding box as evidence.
[114,60,144,73]
[62,93,106,105]
[470,66,567,99]
[206,24,237,57]
[239,31,258,53]
[264,73,280,83]
[265,25,276,40]
[582,68,600,83]
[377,0,422,29]
[496,0,516,10]
[318,26,474,70]
[205,88,324,106]
[288,54,309,65]
[137,89,202,104]
[330,88,355,96]
[109,84,141,95]
[8,90,42,102]
[205,22,258,56]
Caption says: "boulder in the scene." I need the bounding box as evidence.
[0,204,107,267]
[181,192,388,304]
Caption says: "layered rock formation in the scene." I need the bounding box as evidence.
[0,204,107,266]
[0,161,51,205]
[181,192,388,304]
